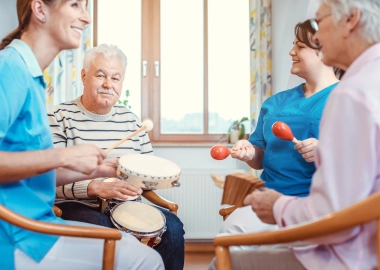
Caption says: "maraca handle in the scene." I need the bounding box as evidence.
[292,138,300,144]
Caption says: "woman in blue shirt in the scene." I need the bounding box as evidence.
[0,0,163,269]
[218,20,342,244]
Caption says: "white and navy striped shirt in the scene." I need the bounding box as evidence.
[48,96,153,200]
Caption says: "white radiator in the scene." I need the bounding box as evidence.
[143,169,245,239]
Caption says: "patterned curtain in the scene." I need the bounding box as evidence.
[44,2,93,108]
[249,0,272,131]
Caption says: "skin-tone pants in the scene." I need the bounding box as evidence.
[208,248,306,270]
[14,221,164,270]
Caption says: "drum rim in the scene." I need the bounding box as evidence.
[118,154,181,180]
[110,202,166,233]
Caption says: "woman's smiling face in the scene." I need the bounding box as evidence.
[288,38,321,79]
[45,0,91,50]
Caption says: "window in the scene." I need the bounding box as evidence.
[95,0,250,143]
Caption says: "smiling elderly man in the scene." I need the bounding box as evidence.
[210,0,380,269]
[48,44,184,270]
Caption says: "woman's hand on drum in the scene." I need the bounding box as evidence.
[231,140,256,162]
[294,138,318,162]
[59,144,107,175]
[88,178,143,199]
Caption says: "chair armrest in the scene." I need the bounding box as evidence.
[142,190,178,215]
[53,206,62,217]
[0,204,121,239]
[0,204,122,270]
[214,192,380,270]
[219,205,238,220]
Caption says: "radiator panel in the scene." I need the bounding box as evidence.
[143,169,245,239]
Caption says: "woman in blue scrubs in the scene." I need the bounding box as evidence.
[218,20,342,244]
[0,0,163,269]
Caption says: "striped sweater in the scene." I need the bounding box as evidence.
[48,96,153,200]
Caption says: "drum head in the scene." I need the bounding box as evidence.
[118,154,181,181]
[111,202,165,232]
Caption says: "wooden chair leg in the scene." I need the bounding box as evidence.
[103,239,116,270]
[215,245,231,270]
[53,206,62,217]
[377,219,380,270]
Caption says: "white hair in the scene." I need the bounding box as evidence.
[83,44,128,74]
[321,0,380,43]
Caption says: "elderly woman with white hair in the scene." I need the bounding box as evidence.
[210,0,380,269]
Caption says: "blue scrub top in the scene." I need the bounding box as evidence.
[249,83,337,197]
[0,40,66,270]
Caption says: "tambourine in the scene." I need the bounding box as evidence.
[117,154,181,190]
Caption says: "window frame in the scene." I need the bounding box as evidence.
[94,0,245,143]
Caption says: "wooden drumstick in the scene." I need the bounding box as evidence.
[105,119,154,153]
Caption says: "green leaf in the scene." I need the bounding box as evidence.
[239,125,245,139]
[240,117,249,123]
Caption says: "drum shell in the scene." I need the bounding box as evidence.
[110,202,167,247]
[117,167,180,190]
[99,196,141,216]
[116,154,181,190]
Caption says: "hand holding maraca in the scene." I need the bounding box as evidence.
[294,138,319,162]
[272,121,318,162]
[210,140,255,162]
[231,140,256,162]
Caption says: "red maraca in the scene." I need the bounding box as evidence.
[271,121,299,144]
[210,145,237,160]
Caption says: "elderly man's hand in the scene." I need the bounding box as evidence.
[88,178,143,199]
[243,188,282,224]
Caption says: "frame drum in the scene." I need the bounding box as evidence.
[117,154,181,190]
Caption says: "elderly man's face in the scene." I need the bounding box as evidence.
[81,54,124,114]
[313,3,343,68]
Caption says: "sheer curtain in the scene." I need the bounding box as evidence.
[249,0,272,131]
[249,0,271,176]
[44,2,93,108]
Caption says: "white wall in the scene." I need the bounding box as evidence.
[272,0,319,93]
[0,0,18,41]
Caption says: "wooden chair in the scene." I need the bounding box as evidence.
[214,192,380,270]
[142,190,179,215]
[0,204,122,270]
[219,205,238,221]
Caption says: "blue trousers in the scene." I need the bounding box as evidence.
[57,202,185,270]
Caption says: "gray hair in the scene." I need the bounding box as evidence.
[321,0,380,43]
[83,44,128,75]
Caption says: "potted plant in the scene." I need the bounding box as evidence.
[228,117,249,144]
[118,89,131,108]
